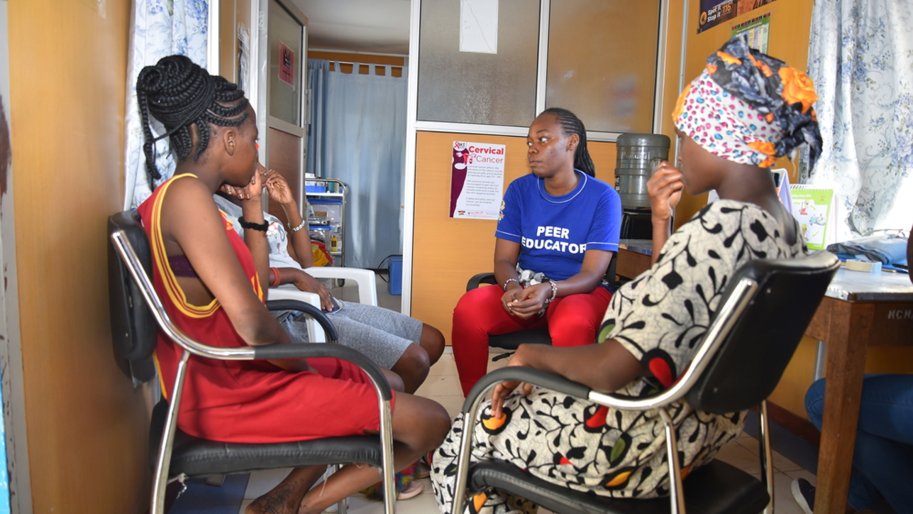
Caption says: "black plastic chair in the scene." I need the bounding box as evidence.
[107,210,397,514]
[452,251,840,514]
[464,256,618,355]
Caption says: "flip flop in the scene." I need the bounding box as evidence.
[396,480,424,500]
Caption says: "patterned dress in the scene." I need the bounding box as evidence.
[432,199,805,513]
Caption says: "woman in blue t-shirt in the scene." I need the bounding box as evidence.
[451,108,622,396]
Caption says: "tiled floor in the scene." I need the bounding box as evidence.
[171,275,819,514]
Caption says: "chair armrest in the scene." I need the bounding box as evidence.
[467,272,498,291]
[461,366,689,414]
[305,266,378,306]
[268,287,327,342]
[265,298,338,342]
[462,367,591,412]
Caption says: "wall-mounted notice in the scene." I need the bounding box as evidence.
[459,0,498,54]
[732,13,771,52]
[278,42,295,86]
[450,141,505,220]
[699,0,777,33]
[790,185,835,251]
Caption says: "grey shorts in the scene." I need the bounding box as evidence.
[280,300,423,369]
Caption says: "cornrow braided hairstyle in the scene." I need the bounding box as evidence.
[540,107,596,177]
[136,54,249,187]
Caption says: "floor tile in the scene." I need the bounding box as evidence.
[243,467,293,499]
[169,474,249,514]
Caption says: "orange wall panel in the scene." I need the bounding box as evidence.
[9,1,148,512]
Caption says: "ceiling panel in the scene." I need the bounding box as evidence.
[292,0,410,54]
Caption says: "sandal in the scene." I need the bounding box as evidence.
[396,480,425,500]
[361,463,424,501]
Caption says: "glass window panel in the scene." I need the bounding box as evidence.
[546,0,661,133]
[417,0,539,126]
[268,0,302,126]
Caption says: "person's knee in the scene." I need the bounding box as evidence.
[805,378,826,428]
[393,344,431,392]
[420,324,445,364]
[452,289,478,320]
[423,400,452,447]
[452,287,498,326]
[395,395,452,450]
[383,369,405,392]
[548,314,598,346]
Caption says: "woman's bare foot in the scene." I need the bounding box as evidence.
[246,466,326,514]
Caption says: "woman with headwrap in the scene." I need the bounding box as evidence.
[431,36,821,513]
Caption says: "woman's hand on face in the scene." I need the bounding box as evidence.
[490,347,535,419]
[263,169,295,206]
[647,161,684,222]
[220,163,265,201]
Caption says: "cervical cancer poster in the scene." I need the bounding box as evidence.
[449,141,506,220]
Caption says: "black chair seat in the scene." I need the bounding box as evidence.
[151,401,383,477]
[489,329,552,350]
[469,460,769,514]
[466,257,618,352]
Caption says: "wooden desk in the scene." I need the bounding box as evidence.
[804,270,913,514]
[616,243,913,513]
[617,239,653,280]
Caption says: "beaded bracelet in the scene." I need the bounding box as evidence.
[502,277,520,291]
[288,219,308,233]
[547,279,558,302]
[239,216,268,232]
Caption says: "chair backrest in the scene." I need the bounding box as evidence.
[686,251,839,414]
[108,210,157,384]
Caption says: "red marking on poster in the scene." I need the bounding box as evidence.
[279,43,295,85]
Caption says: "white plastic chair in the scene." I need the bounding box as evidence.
[268,266,379,342]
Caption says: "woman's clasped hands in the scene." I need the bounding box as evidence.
[501,282,551,319]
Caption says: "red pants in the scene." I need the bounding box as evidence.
[451,285,612,396]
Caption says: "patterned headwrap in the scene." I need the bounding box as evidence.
[673,37,822,168]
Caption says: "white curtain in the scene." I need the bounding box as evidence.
[807,0,913,240]
[123,0,210,209]
[308,60,407,269]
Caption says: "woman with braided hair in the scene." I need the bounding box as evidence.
[432,37,821,513]
[135,54,449,514]
[451,107,623,397]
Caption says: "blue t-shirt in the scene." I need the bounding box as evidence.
[495,170,622,280]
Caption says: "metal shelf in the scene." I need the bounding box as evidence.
[305,178,347,267]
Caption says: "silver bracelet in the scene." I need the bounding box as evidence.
[502,277,520,291]
[547,279,558,301]
[288,219,308,233]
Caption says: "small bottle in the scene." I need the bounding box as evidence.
[330,234,338,252]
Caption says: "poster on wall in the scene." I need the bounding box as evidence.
[789,185,836,251]
[459,0,499,54]
[732,13,771,52]
[450,141,506,220]
[278,42,295,86]
[699,0,777,33]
